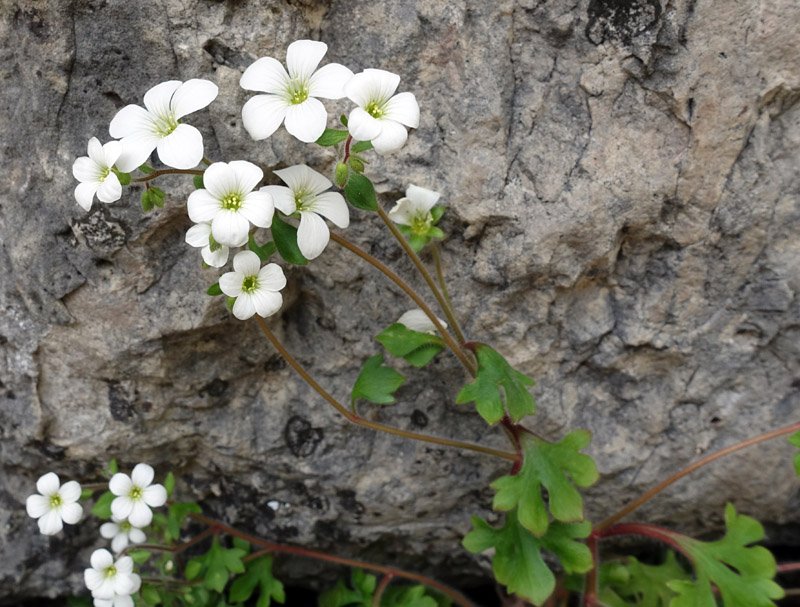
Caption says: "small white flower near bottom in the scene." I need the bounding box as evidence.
[185,222,230,267]
[93,588,141,607]
[100,517,147,554]
[109,463,167,528]
[397,309,447,334]
[388,185,440,228]
[72,137,123,211]
[25,472,83,535]
[219,250,287,320]
[84,549,139,600]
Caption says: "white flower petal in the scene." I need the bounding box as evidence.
[211,211,249,248]
[87,137,105,166]
[261,185,295,215]
[111,533,128,554]
[127,500,153,528]
[92,578,115,600]
[109,104,155,139]
[187,189,221,223]
[143,80,182,117]
[84,568,105,592]
[240,57,290,94]
[239,191,274,228]
[142,484,167,508]
[115,132,161,173]
[60,502,83,525]
[75,182,100,211]
[397,309,445,333]
[156,124,203,169]
[94,598,112,607]
[201,244,229,268]
[310,192,349,228]
[308,63,354,99]
[203,162,239,199]
[109,473,133,497]
[91,549,115,571]
[110,496,134,521]
[383,92,420,128]
[116,556,134,575]
[297,211,330,260]
[185,222,212,248]
[100,522,119,539]
[347,107,382,142]
[38,509,63,535]
[219,271,243,297]
[131,463,154,488]
[371,119,408,154]
[274,164,330,195]
[242,94,288,141]
[232,293,257,320]
[73,156,101,183]
[345,69,401,107]
[233,250,261,275]
[102,140,123,168]
[250,289,283,318]
[286,39,327,81]
[388,199,414,226]
[406,184,441,211]
[37,473,60,496]
[26,494,50,518]
[114,595,135,607]
[129,528,146,544]
[257,264,287,292]
[229,160,263,194]
[96,173,122,203]
[170,79,218,119]
[284,97,328,143]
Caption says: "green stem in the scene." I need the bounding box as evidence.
[430,242,465,343]
[189,512,478,607]
[133,168,203,182]
[329,232,476,375]
[255,317,516,462]
[595,420,800,532]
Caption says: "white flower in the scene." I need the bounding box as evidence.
[187,161,274,248]
[72,137,124,211]
[100,517,147,554]
[93,588,140,607]
[109,463,167,528]
[262,164,349,260]
[344,69,420,154]
[25,472,82,535]
[388,184,440,229]
[84,549,139,600]
[219,250,286,321]
[397,309,447,334]
[185,222,230,268]
[240,40,354,143]
[109,79,218,172]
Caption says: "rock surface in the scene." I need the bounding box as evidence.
[1,0,799,600]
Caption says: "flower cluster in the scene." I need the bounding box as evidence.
[25,464,167,606]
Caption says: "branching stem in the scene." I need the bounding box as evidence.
[133,168,203,182]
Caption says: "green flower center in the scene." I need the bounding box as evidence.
[99,167,111,182]
[242,276,259,293]
[293,189,314,212]
[104,565,117,579]
[410,214,432,235]
[130,486,143,500]
[366,100,386,119]
[49,494,63,508]
[287,79,309,105]
[153,114,179,137]
[120,520,132,532]
[222,193,243,211]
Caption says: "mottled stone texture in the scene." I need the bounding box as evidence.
[1,0,799,600]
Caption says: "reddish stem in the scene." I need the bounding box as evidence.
[372,574,395,606]
[778,562,800,574]
[344,135,353,163]
[594,522,688,555]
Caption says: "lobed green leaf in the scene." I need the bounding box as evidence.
[351,354,405,406]
[91,491,114,519]
[599,552,689,607]
[316,128,349,146]
[376,323,445,368]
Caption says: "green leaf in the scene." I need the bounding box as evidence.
[319,570,376,607]
[91,491,114,519]
[80,487,94,500]
[430,206,445,224]
[455,343,535,424]
[344,172,378,211]
[351,141,373,154]
[167,501,201,541]
[233,536,251,553]
[349,157,365,173]
[248,234,278,262]
[138,164,155,174]
[376,323,445,368]
[463,510,592,606]
[164,471,175,497]
[141,186,166,212]
[351,355,405,406]
[599,552,690,607]
[339,114,349,127]
[140,584,163,605]
[669,504,784,607]
[271,214,309,265]
[114,168,131,186]
[316,128,349,146]
[193,174,205,189]
[107,458,118,476]
[335,162,349,188]
[207,282,223,296]
[381,585,438,607]
[789,431,800,476]
[491,431,598,536]
[185,558,204,580]
[129,549,152,564]
[225,296,236,311]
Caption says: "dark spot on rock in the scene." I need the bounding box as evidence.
[200,378,229,398]
[33,440,66,459]
[103,91,125,109]
[312,519,349,543]
[710,416,721,425]
[6,391,15,400]
[107,381,135,422]
[337,489,365,515]
[306,495,329,512]
[792,378,800,389]
[284,415,323,457]
[586,0,662,45]
[410,409,429,428]
[275,525,299,539]
[14,8,49,39]
[202,39,251,69]
[0,335,7,345]
[264,356,287,372]
[686,97,695,121]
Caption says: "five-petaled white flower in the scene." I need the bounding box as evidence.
[219,250,286,321]
[100,517,147,554]
[109,79,218,172]
[345,69,420,154]
[26,472,83,535]
[262,164,349,260]
[84,549,139,600]
[93,587,141,607]
[240,40,354,143]
[187,160,274,248]
[72,137,124,211]
[109,463,167,528]
[388,184,440,230]
[397,309,447,334]
[185,222,230,268]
